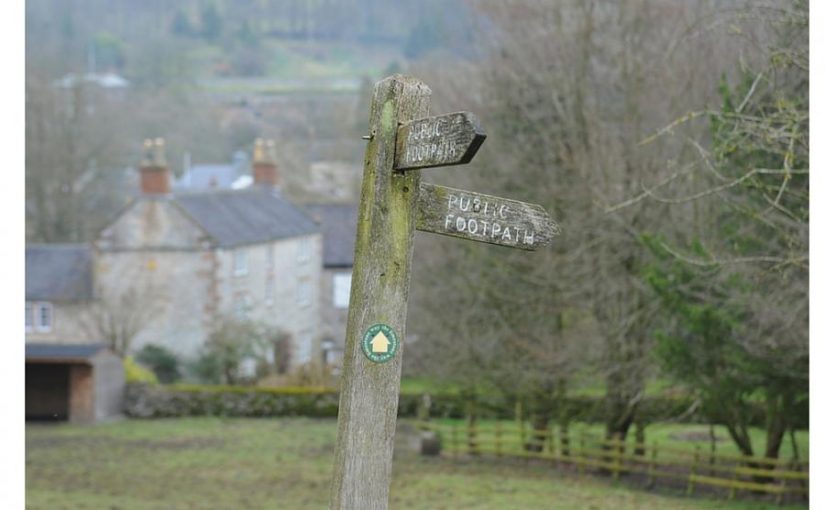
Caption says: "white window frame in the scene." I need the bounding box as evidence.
[265,278,274,307]
[266,245,275,268]
[234,294,252,319]
[297,238,311,264]
[333,272,352,309]
[297,330,313,365]
[297,279,311,308]
[35,302,53,333]
[233,250,249,277]
[25,302,33,332]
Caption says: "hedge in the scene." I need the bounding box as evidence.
[126,383,711,423]
[125,383,340,418]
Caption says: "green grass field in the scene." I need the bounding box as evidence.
[26,418,805,509]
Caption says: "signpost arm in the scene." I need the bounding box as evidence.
[330,75,431,510]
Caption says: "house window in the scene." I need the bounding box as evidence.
[297,238,311,264]
[234,294,252,318]
[333,273,352,309]
[238,357,258,379]
[265,278,274,306]
[297,279,311,307]
[25,302,33,332]
[35,302,53,333]
[296,331,313,365]
[233,250,249,277]
[266,245,274,268]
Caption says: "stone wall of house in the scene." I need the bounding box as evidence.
[95,199,214,359]
[218,233,323,367]
[25,302,93,344]
[319,268,351,365]
[95,249,214,359]
[93,351,125,421]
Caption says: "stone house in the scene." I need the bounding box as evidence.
[25,247,124,423]
[304,204,358,367]
[25,244,95,343]
[93,138,324,366]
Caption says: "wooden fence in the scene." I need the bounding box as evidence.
[416,420,808,504]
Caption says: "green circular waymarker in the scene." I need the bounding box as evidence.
[361,323,399,363]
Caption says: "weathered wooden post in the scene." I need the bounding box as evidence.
[329,74,558,509]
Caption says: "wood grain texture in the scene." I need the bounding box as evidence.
[394,111,486,170]
[416,182,560,250]
[329,75,431,510]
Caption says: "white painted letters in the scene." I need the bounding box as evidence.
[440,190,538,247]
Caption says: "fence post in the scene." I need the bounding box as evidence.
[452,423,458,460]
[687,445,699,496]
[646,441,658,489]
[577,435,585,476]
[495,419,502,458]
[466,411,479,456]
[547,424,556,465]
[709,425,717,478]
[728,459,741,500]
[561,424,570,458]
[776,470,787,505]
[516,400,526,451]
[612,438,622,481]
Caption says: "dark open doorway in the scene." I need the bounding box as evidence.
[26,363,70,421]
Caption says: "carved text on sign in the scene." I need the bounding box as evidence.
[444,193,537,246]
[395,112,486,170]
[416,182,559,251]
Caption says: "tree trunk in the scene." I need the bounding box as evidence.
[633,419,645,457]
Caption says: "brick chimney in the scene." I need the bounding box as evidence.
[252,138,279,187]
[139,138,171,195]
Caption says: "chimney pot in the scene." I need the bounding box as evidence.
[139,137,171,195]
[252,138,279,188]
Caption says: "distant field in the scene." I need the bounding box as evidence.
[192,39,401,95]
[26,418,805,510]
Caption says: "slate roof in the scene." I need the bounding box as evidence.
[174,187,320,248]
[304,204,358,267]
[26,244,94,302]
[26,343,107,361]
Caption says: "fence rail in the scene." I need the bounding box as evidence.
[415,420,808,504]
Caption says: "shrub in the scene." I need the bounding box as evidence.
[135,344,181,384]
[124,357,158,384]
[189,350,223,384]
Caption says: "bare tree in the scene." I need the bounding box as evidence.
[409,0,766,444]
[80,283,165,356]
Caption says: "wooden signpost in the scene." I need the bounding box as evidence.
[329,75,559,510]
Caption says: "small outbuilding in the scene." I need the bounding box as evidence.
[26,343,124,424]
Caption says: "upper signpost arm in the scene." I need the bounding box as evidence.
[394,111,486,170]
